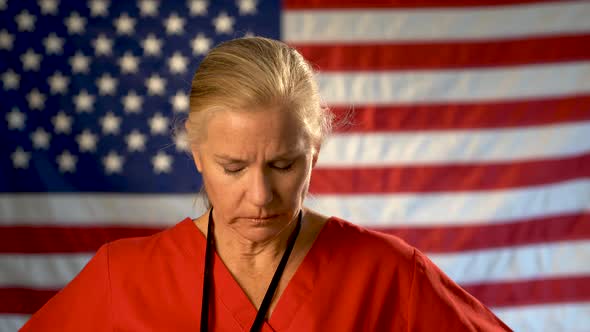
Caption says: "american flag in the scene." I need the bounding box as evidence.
[1,0,589,330]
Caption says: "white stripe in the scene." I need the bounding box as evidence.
[318,121,590,166]
[430,241,590,285]
[306,179,590,226]
[0,253,90,289]
[1,180,589,226]
[316,62,590,105]
[283,2,590,43]
[1,241,587,288]
[0,193,203,226]
[0,315,29,332]
[492,302,590,332]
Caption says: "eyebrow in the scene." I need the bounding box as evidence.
[213,151,303,163]
[213,155,245,164]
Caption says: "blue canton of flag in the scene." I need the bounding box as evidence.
[1,0,280,193]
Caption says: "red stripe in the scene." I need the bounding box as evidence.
[464,276,590,307]
[376,213,590,253]
[330,95,590,133]
[295,35,590,71]
[3,274,588,314]
[1,213,588,254]
[311,154,590,194]
[0,226,160,254]
[0,288,55,315]
[284,0,561,9]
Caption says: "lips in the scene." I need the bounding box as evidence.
[245,214,278,220]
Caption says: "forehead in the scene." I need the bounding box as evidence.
[201,106,310,156]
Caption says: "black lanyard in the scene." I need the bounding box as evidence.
[200,209,302,332]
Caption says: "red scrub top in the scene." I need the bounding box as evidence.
[21,217,511,331]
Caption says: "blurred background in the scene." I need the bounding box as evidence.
[1,0,589,331]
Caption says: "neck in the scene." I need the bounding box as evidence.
[210,210,299,273]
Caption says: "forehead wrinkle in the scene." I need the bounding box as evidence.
[213,145,307,164]
[201,107,311,161]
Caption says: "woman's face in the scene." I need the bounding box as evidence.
[191,105,318,243]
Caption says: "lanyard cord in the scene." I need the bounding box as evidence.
[200,209,303,332]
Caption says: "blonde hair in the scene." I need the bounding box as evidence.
[185,36,332,149]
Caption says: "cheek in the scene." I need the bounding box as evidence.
[278,164,312,201]
[201,167,239,206]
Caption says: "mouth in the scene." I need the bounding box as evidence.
[247,215,277,220]
[243,214,280,223]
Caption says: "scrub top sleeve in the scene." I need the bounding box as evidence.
[405,249,513,331]
[20,243,113,331]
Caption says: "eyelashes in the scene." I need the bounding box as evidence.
[223,168,243,175]
[272,163,294,172]
[222,162,295,175]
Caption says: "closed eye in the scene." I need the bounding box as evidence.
[271,162,294,172]
[223,167,244,175]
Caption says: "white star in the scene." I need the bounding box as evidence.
[171,91,189,112]
[142,34,162,56]
[118,51,139,74]
[93,34,113,56]
[56,150,77,173]
[52,111,73,134]
[76,129,98,152]
[237,0,257,15]
[21,48,42,71]
[152,151,172,173]
[103,151,124,174]
[12,147,31,169]
[138,0,158,16]
[89,0,109,17]
[126,129,147,152]
[38,0,59,15]
[149,112,169,135]
[1,69,20,90]
[27,89,46,110]
[191,33,211,55]
[73,89,95,112]
[69,51,91,74]
[164,13,184,35]
[0,0,5,10]
[64,11,86,34]
[43,33,64,54]
[188,0,208,16]
[0,29,14,50]
[96,73,117,95]
[146,74,166,95]
[30,127,51,149]
[213,12,234,34]
[100,112,121,135]
[168,52,188,73]
[15,10,36,32]
[6,108,26,130]
[114,13,135,35]
[47,71,69,94]
[122,90,143,113]
[174,130,190,152]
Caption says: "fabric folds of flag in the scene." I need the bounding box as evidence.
[1,0,589,331]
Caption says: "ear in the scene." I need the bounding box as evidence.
[192,149,203,173]
[311,145,321,168]
[185,120,203,173]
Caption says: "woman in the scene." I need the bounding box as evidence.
[21,37,511,331]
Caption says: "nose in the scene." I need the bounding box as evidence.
[248,169,273,207]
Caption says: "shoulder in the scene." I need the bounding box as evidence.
[318,216,418,276]
[105,217,202,271]
[321,218,511,330]
[324,216,416,260]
